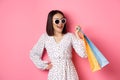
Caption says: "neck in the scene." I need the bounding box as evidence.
[54,32,63,37]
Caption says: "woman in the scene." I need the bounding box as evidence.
[30,10,87,80]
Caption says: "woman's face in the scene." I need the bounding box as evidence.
[52,13,66,34]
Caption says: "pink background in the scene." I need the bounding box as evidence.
[0,0,120,80]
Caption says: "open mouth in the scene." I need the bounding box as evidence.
[57,26,63,29]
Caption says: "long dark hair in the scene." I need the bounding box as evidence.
[46,10,67,36]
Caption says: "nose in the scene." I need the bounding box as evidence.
[57,23,63,26]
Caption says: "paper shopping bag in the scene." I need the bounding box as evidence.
[76,27,109,72]
[84,35,109,68]
[83,36,101,72]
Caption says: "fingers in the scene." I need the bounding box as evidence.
[75,25,81,32]
[78,32,84,39]
[75,25,84,39]
[46,62,53,70]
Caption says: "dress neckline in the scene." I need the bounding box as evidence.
[52,33,67,44]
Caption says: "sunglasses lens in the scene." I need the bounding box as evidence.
[62,19,66,23]
[55,20,59,24]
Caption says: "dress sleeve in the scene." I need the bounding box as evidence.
[71,33,87,58]
[29,33,48,70]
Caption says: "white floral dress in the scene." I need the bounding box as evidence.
[30,32,87,80]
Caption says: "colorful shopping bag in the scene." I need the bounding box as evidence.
[77,28,109,72]
[83,36,101,72]
[84,35,109,68]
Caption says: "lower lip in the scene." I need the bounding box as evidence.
[57,26,63,29]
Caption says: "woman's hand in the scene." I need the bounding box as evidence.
[46,62,52,70]
[75,25,84,39]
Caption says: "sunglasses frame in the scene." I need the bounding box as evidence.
[53,18,66,25]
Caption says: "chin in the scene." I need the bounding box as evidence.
[58,30,63,33]
[59,29,64,32]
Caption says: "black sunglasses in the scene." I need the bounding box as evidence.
[53,18,66,25]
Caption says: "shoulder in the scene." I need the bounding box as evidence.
[38,33,47,41]
[40,33,52,41]
[66,32,75,37]
[40,33,50,38]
